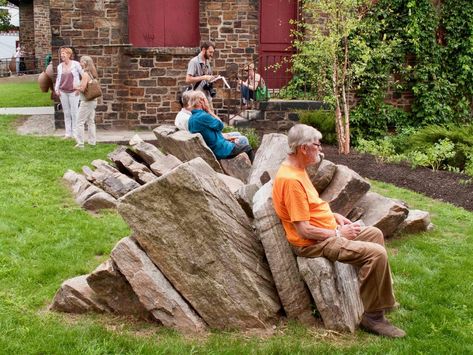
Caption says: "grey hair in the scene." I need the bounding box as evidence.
[181,90,192,107]
[287,124,323,154]
[189,90,206,109]
[79,55,98,78]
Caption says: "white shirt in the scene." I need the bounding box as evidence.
[174,108,192,131]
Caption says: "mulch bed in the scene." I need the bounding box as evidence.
[322,145,473,212]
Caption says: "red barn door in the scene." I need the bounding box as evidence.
[259,0,298,89]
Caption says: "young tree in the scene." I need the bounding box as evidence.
[290,0,373,154]
[0,1,14,32]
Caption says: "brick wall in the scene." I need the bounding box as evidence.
[18,1,34,70]
[49,0,260,130]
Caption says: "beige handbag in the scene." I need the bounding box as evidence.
[83,73,102,101]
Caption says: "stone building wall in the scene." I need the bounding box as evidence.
[33,0,52,71]
[18,2,34,69]
[50,0,260,130]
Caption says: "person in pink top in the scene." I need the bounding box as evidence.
[54,47,83,139]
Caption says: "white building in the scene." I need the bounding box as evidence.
[0,3,19,59]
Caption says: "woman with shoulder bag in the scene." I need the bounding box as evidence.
[74,56,98,148]
[54,47,82,139]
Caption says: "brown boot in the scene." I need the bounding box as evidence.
[360,311,406,338]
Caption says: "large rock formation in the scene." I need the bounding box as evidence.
[129,134,165,165]
[220,153,252,184]
[253,182,315,325]
[117,158,281,329]
[111,237,207,333]
[153,125,223,173]
[108,146,157,184]
[298,258,364,333]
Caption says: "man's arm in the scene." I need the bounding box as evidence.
[186,73,213,85]
[294,218,362,242]
[293,221,335,242]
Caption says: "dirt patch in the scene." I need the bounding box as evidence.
[322,145,473,212]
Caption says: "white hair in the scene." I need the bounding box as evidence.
[189,90,207,109]
[287,124,323,154]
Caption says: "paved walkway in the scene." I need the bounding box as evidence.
[0,106,55,115]
[12,109,156,143]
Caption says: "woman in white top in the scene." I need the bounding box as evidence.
[74,56,98,148]
[54,47,82,139]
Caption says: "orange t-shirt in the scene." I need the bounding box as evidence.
[272,163,337,247]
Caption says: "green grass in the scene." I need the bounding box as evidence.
[0,82,53,107]
[1,114,473,353]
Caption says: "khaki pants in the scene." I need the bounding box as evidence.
[292,226,396,313]
[76,99,97,145]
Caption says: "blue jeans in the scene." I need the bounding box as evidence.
[240,86,254,104]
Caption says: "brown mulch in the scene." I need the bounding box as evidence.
[322,145,473,212]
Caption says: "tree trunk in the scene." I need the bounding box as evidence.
[333,60,345,154]
[340,37,350,155]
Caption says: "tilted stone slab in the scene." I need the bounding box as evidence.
[86,259,152,320]
[320,164,371,216]
[355,192,409,237]
[248,133,288,186]
[235,183,260,219]
[108,146,157,184]
[129,134,165,166]
[50,275,110,314]
[63,170,117,211]
[153,125,223,173]
[217,173,245,194]
[308,159,337,194]
[118,157,281,329]
[111,237,206,333]
[220,153,252,184]
[394,209,433,235]
[150,154,182,176]
[253,182,315,325]
[83,160,140,199]
[298,257,364,333]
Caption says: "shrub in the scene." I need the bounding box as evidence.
[298,110,337,145]
[407,139,456,171]
[356,137,404,164]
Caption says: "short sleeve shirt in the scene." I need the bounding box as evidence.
[187,54,213,100]
[272,164,337,247]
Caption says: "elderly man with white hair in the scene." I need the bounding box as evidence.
[272,124,405,338]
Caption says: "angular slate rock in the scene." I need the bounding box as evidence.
[129,134,165,166]
[108,146,157,184]
[220,153,252,184]
[298,257,364,333]
[355,192,409,237]
[395,209,433,235]
[235,183,260,219]
[117,157,281,329]
[320,164,371,216]
[253,182,315,325]
[248,133,288,186]
[153,125,223,173]
[217,172,245,194]
[86,259,152,320]
[150,154,182,176]
[50,275,109,314]
[83,160,140,199]
[308,159,337,193]
[111,237,206,333]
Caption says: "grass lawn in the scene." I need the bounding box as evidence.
[0,114,472,354]
[0,82,53,107]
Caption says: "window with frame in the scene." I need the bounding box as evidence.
[128,0,199,47]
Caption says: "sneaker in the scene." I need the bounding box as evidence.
[74,144,84,149]
[360,313,406,338]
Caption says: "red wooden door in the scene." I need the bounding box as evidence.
[259,0,298,89]
[128,0,199,47]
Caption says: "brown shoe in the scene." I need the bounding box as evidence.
[360,314,406,338]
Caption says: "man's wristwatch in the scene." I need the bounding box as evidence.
[335,226,341,238]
